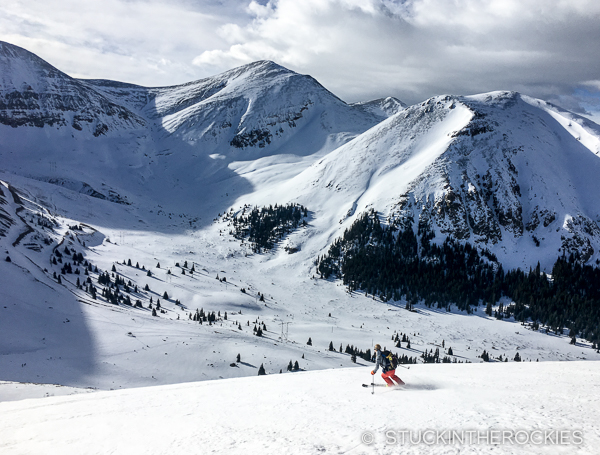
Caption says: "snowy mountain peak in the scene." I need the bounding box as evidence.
[352,96,407,119]
[283,90,600,270]
[0,40,145,133]
[0,41,59,80]
[84,57,384,159]
[220,59,292,79]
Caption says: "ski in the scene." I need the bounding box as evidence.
[362,383,406,388]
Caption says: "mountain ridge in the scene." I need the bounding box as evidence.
[0,41,146,134]
[1,40,600,269]
[264,91,600,271]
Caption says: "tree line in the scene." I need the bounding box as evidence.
[316,210,600,343]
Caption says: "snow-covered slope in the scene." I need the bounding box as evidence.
[1,362,597,455]
[85,60,384,160]
[352,96,407,118]
[257,91,600,270]
[0,41,387,227]
[2,169,598,395]
[0,42,145,134]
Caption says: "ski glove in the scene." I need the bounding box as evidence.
[371,370,375,375]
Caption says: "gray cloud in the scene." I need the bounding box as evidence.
[191,0,600,119]
[0,0,249,85]
[1,0,599,119]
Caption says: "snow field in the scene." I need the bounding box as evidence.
[0,361,597,455]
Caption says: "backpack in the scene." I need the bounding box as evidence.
[382,350,399,371]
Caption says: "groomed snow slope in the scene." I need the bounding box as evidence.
[0,362,597,455]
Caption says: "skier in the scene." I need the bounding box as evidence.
[371,344,404,387]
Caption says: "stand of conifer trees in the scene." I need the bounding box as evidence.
[316,210,600,343]
[229,203,308,252]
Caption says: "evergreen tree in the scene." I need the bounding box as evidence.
[236,353,241,363]
[293,361,299,371]
[328,341,334,351]
[258,364,266,375]
[287,360,293,371]
[307,337,312,346]
[514,352,521,362]
[485,301,493,316]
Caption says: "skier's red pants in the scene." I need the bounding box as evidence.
[381,369,404,386]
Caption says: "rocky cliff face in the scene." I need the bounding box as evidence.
[387,92,600,264]
[0,42,145,135]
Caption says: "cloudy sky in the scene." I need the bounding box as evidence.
[1,0,599,120]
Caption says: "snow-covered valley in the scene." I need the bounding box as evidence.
[1,167,599,394]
